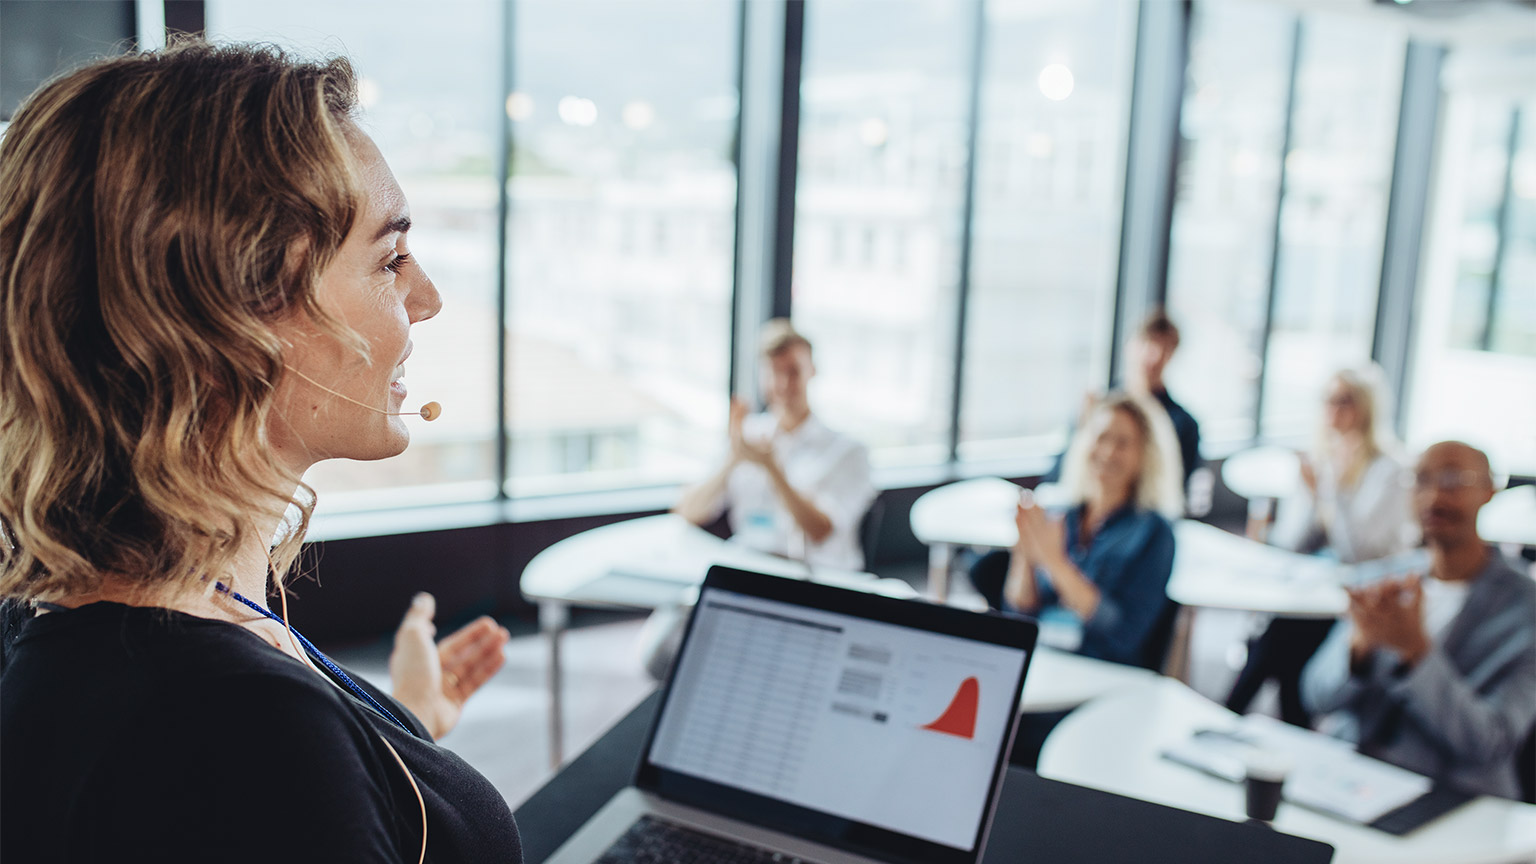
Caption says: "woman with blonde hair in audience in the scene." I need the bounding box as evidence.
[970,392,1183,671]
[1226,364,1414,727]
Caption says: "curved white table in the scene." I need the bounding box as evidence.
[1223,445,1301,502]
[1022,645,1157,714]
[908,477,1078,602]
[911,478,1349,617]
[1223,445,1301,542]
[908,477,1021,602]
[1039,677,1536,864]
[1482,484,1536,550]
[1169,520,1348,618]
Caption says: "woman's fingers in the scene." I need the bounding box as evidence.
[439,617,510,700]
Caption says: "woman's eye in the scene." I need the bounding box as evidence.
[384,252,412,274]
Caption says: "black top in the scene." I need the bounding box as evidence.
[1,602,521,864]
[1152,388,1202,487]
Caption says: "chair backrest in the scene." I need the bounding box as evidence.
[1519,720,1536,805]
[858,495,886,572]
[1141,598,1183,673]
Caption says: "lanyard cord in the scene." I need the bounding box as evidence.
[219,582,430,864]
[215,583,416,737]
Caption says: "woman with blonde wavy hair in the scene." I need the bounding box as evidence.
[969,393,1182,672]
[1,43,519,862]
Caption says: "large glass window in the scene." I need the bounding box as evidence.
[504,1,740,496]
[1492,105,1536,356]
[1259,17,1405,438]
[208,0,503,511]
[790,0,973,467]
[957,0,1136,463]
[1163,1,1294,446]
[1442,101,1514,352]
[1409,95,1536,476]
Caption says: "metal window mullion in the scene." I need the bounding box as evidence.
[135,0,166,49]
[732,0,792,403]
[1482,106,1522,352]
[1251,16,1303,443]
[725,0,749,400]
[770,0,805,322]
[495,0,514,500]
[946,0,987,466]
[1109,0,1191,390]
[1371,41,1445,435]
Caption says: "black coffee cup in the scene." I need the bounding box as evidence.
[1243,751,1290,823]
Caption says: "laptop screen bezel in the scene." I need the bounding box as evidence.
[634,566,1038,864]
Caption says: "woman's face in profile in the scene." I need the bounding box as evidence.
[269,129,442,469]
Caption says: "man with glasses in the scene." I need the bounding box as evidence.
[1301,442,1536,800]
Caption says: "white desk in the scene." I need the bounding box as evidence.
[1222,445,1301,541]
[1482,484,1536,550]
[1223,445,1301,502]
[1023,645,1157,714]
[909,477,1021,602]
[910,478,1347,617]
[521,514,913,767]
[1169,520,1348,618]
[1039,677,1536,864]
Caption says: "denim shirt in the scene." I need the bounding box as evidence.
[1025,504,1177,667]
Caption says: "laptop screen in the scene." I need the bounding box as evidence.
[639,569,1035,864]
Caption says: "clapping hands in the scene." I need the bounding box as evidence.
[728,397,775,468]
[1015,491,1066,570]
[1347,575,1430,667]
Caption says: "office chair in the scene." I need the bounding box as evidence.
[1519,721,1536,805]
[858,495,885,572]
[1142,598,1183,673]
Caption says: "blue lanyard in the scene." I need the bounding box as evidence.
[216,584,417,737]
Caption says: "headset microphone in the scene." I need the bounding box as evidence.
[284,366,442,422]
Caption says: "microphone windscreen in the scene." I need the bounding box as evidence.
[419,402,442,422]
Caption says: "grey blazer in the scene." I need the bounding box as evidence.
[1301,548,1536,800]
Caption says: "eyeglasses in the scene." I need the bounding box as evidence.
[1324,394,1356,408]
[1407,470,1490,491]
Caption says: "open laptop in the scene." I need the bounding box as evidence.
[548,565,1038,864]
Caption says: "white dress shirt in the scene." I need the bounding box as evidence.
[1421,575,1471,641]
[704,412,875,571]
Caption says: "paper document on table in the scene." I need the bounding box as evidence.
[1161,713,1433,825]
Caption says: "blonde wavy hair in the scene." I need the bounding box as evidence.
[1058,392,1185,520]
[0,41,364,603]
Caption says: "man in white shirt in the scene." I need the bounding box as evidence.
[640,322,875,680]
[674,319,875,571]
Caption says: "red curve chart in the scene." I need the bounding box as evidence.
[920,676,979,739]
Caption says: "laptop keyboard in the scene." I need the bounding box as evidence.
[597,816,826,864]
